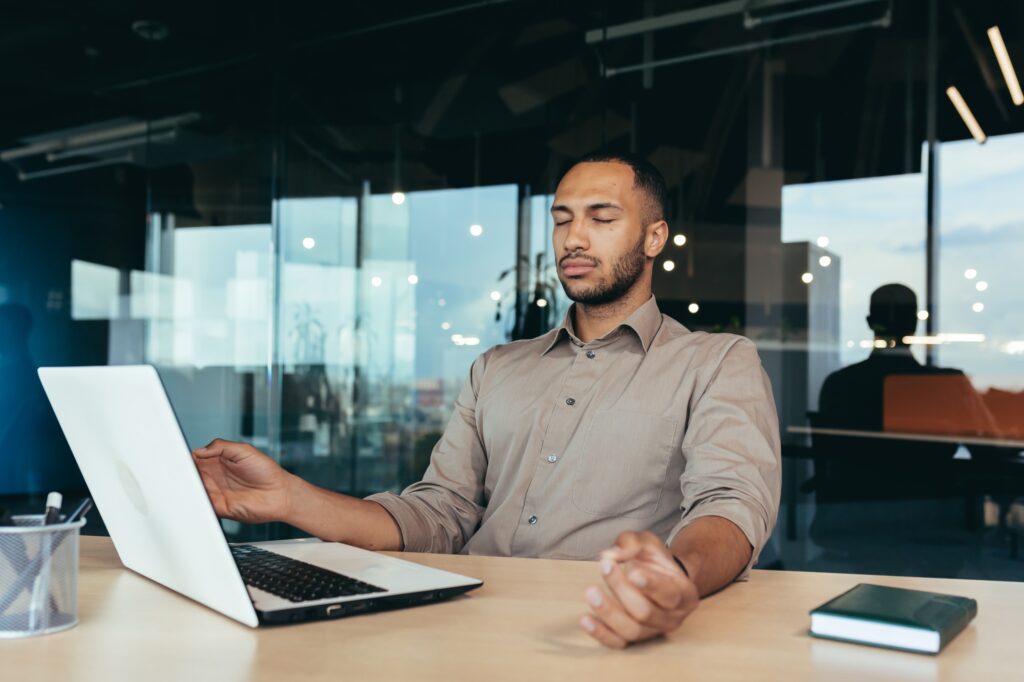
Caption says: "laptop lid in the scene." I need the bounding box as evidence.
[38,365,260,627]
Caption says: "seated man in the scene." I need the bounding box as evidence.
[812,284,970,574]
[194,152,781,648]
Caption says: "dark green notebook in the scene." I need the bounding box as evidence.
[809,583,977,654]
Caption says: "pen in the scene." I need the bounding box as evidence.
[65,497,93,523]
[42,492,63,526]
[29,492,63,630]
[0,497,92,617]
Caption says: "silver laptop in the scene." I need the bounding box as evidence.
[37,365,482,627]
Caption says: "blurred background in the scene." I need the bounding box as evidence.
[2,0,1023,580]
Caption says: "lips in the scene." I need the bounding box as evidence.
[561,259,596,277]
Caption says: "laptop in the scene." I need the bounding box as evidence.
[37,365,482,627]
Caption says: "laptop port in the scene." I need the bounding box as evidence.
[326,604,343,617]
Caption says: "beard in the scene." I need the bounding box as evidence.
[559,232,647,306]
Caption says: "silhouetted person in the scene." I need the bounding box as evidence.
[811,285,970,576]
[818,284,963,435]
[0,303,83,495]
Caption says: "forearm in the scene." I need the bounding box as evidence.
[283,473,403,550]
[669,515,752,597]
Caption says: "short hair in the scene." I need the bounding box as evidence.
[868,284,918,338]
[570,151,669,226]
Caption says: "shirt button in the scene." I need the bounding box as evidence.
[565,397,576,406]
[586,350,596,359]
[547,454,558,463]
[528,515,538,525]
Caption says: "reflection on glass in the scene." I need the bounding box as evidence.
[70,260,121,321]
[274,186,519,499]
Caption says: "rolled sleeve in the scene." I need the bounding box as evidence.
[668,338,781,580]
[365,351,490,553]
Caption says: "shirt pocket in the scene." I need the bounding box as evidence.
[571,409,679,520]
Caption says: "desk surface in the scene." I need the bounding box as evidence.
[5,537,1022,682]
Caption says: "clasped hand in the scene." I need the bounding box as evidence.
[580,531,699,649]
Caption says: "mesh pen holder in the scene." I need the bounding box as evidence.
[0,515,86,638]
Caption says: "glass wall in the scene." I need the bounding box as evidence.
[2,0,1024,578]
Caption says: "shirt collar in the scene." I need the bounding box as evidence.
[541,296,662,356]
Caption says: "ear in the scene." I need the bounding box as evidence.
[645,220,669,257]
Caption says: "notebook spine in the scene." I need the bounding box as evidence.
[938,600,978,650]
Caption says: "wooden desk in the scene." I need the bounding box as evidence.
[5,537,1021,681]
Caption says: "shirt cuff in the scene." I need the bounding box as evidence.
[365,492,436,553]
[666,497,768,581]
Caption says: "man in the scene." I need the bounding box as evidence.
[194,152,781,648]
[812,284,979,575]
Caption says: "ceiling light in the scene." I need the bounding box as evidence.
[302,237,316,250]
[407,274,419,285]
[441,322,451,330]
[391,191,406,205]
[469,224,483,237]
[673,234,687,247]
[662,260,676,272]
[818,256,831,267]
[917,310,929,321]
[489,290,501,301]
[438,298,446,307]
[972,302,985,313]
[946,87,987,144]
[801,272,813,284]
[371,276,383,287]
[964,268,977,280]
[536,298,548,308]
[975,281,988,291]
[988,26,1024,106]
[688,302,699,314]
[816,236,830,248]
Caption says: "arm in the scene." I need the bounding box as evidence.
[363,352,490,553]
[577,518,749,650]
[580,338,781,648]
[192,439,402,550]
[193,352,491,553]
[669,515,751,596]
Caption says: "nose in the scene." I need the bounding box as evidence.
[560,217,589,255]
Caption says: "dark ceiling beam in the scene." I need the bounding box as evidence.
[94,0,520,95]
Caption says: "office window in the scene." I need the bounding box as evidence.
[3,1,1024,579]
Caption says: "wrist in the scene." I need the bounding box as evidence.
[281,471,306,524]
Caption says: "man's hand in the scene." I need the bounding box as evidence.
[192,438,294,524]
[580,531,699,649]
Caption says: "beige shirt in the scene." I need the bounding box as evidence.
[368,296,781,575]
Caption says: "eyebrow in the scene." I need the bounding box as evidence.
[549,202,623,213]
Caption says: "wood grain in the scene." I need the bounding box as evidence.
[3,537,1020,681]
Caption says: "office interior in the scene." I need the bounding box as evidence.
[1,0,1023,582]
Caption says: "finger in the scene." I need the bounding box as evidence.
[192,444,225,459]
[626,567,692,611]
[601,531,644,563]
[600,560,679,629]
[195,441,252,463]
[584,585,660,643]
[580,614,628,649]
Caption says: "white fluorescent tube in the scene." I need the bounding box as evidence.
[988,26,1023,106]
[946,86,987,144]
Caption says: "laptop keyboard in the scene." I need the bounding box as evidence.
[231,544,386,603]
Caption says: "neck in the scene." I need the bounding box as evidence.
[572,278,652,343]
